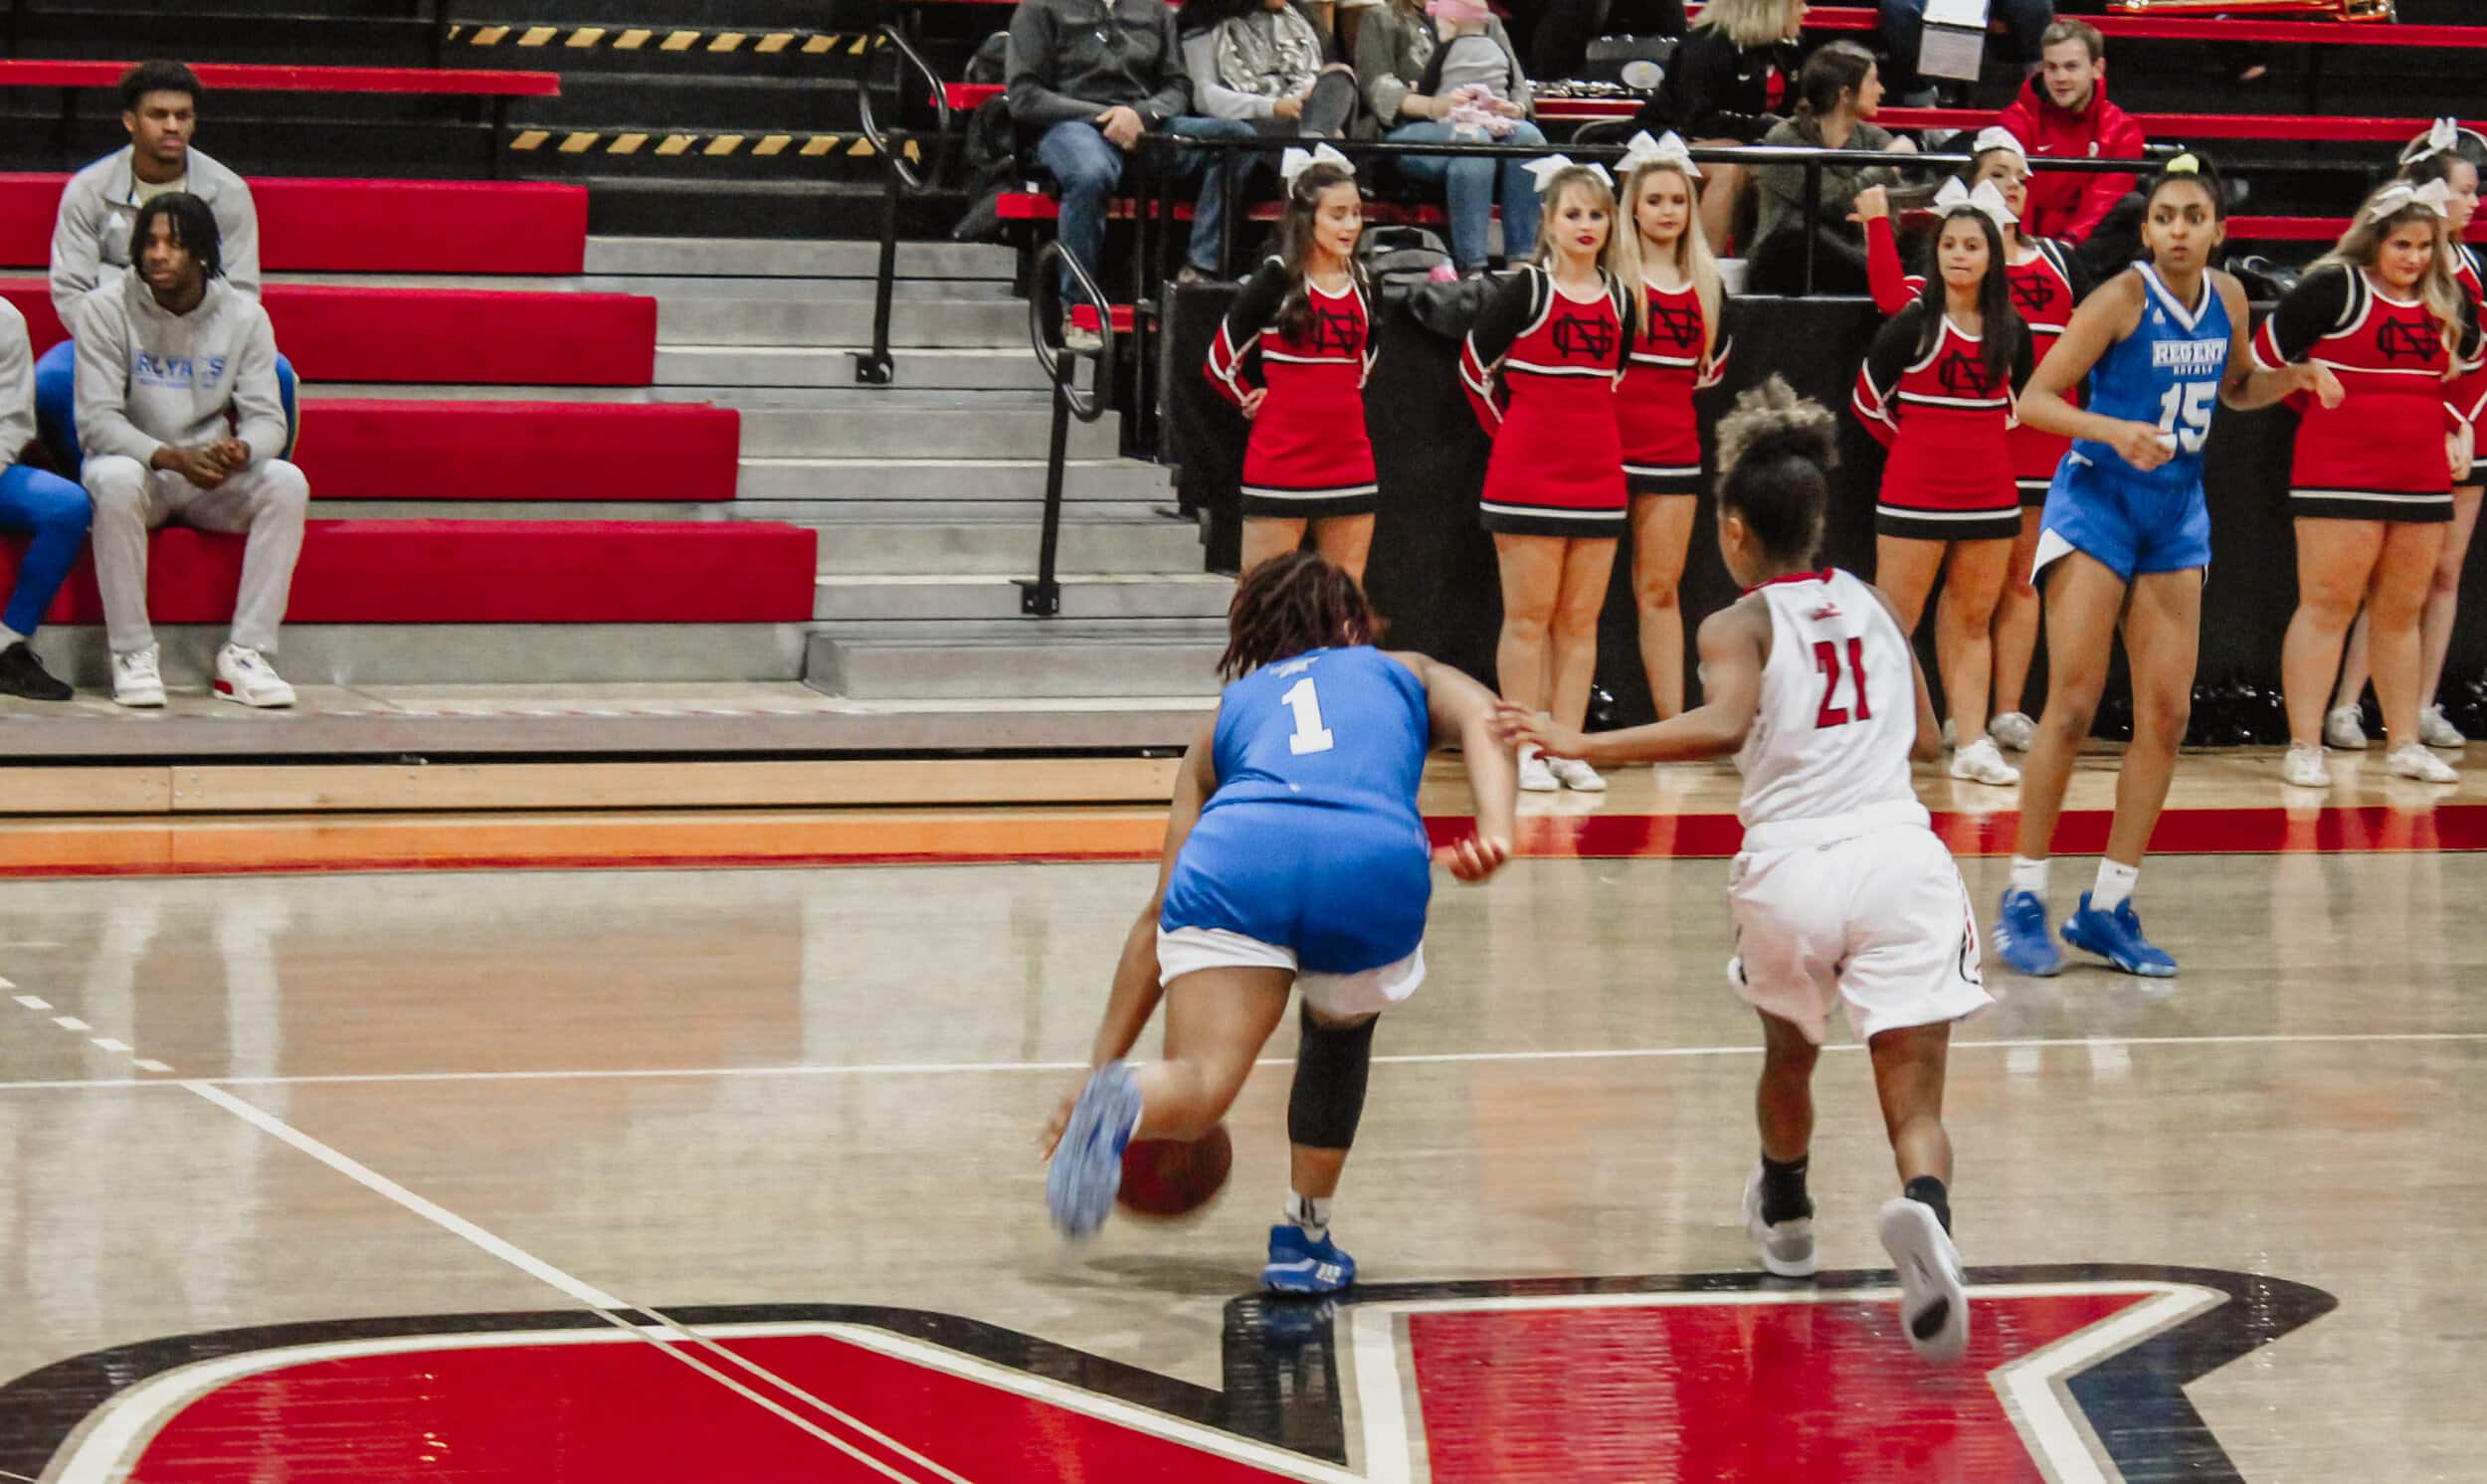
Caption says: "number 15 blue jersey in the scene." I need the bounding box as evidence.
[2067,263,2232,496]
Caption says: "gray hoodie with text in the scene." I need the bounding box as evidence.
[72,272,287,468]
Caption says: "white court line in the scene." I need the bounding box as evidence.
[174,1081,973,1484]
[12,994,47,1011]
[50,1016,88,1032]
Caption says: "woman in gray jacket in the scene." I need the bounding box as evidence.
[1354,0,1545,273]
[1182,0,1362,139]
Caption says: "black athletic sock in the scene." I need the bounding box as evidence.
[1904,1176,1952,1235]
[1759,1153,1812,1224]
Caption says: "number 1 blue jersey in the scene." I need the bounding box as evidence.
[1201,647,1431,831]
[2068,263,2232,495]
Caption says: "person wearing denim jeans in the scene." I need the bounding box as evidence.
[1354,0,1542,272]
[1034,113,1260,301]
[1386,117,1546,271]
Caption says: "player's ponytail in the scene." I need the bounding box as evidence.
[1221,551,1382,679]
[1714,376,1835,565]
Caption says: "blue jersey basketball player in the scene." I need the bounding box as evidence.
[1041,553,1518,1293]
[1996,155,2337,978]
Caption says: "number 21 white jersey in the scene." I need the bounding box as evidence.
[1734,568,1926,840]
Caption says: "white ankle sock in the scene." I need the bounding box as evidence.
[2091,858,2139,913]
[1284,1192,1332,1240]
[2009,855,2049,896]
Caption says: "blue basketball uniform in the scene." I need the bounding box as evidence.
[2038,263,2232,580]
[1160,647,1434,975]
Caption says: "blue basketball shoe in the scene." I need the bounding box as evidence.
[1262,1224,1357,1294]
[1047,1060,1141,1239]
[2060,891,2178,978]
[1993,888,2064,977]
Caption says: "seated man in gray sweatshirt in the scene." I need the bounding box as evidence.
[75,193,307,709]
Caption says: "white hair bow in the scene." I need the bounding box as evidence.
[1280,142,1354,191]
[1525,154,1613,194]
[2369,178,2455,221]
[1618,130,1701,180]
[2400,117,2483,167]
[1934,176,2019,231]
[1970,126,2027,163]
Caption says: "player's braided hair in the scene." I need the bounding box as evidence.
[1714,375,1835,565]
[1220,551,1380,679]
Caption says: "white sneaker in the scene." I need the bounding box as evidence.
[2323,704,2369,751]
[2282,741,2332,789]
[214,645,295,708]
[1516,746,1560,793]
[1949,736,2019,786]
[1878,1197,1969,1365]
[2387,740,2458,783]
[110,647,165,708]
[1988,711,2036,752]
[1546,755,1607,792]
[1741,1165,1817,1278]
[2418,704,2466,749]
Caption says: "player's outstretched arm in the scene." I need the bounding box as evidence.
[1395,652,1515,882]
[1496,600,1768,766]
[2014,272,2170,470]
[2215,271,2341,412]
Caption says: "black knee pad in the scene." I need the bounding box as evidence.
[1287,1003,1376,1151]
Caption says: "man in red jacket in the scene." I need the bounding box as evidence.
[1998,19,2146,248]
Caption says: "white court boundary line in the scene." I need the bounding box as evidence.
[1344,1283,2221,1484]
[0,1029,2474,1093]
[170,1083,975,1484]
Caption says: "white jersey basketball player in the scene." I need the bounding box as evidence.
[1503,378,1990,1365]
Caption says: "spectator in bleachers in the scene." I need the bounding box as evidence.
[39,61,294,473]
[1356,0,1545,275]
[1627,0,1807,252]
[1523,0,1687,83]
[1007,0,1258,341]
[1879,0,2053,105]
[75,195,307,710]
[1182,0,1363,139]
[1998,20,2143,249]
[1747,41,1916,293]
[0,301,88,702]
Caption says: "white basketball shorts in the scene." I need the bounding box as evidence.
[1157,926,1426,1021]
[1725,823,1992,1044]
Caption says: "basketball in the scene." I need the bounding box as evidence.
[1116,1125,1234,1219]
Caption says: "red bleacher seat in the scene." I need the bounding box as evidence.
[0,520,818,626]
[0,279,657,386]
[0,176,589,277]
[292,401,740,502]
[0,61,558,96]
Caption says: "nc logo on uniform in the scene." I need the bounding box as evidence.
[1304,305,1362,356]
[1936,347,2001,398]
[1551,311,1619,361]
[2376,318,2443,364]
[1645,300,1704,351]
[2009,275,2056,314]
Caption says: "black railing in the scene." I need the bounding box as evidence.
[854,25,951,386]
[1021,240,1115,619]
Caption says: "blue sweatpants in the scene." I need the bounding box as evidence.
[0,464,93,639]
[33,339,299,474]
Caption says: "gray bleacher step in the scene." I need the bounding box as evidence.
[585,236,1017,281]
[299,383,1080,412]
[271,272,1016,303]
[656,346,1064,392]
[307,500,722,521]
[736,458,1172,502]
[27,624,808,687]
[657,295,1026,348]
[810,516,1199,575]
[807,623,1227,699]
[738,405,1119,460]
[814,573,1231,622]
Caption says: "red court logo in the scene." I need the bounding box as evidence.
[0,1265,2331,1481]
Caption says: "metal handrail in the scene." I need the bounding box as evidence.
[1021,240,1114,619]
[855,25,954,385]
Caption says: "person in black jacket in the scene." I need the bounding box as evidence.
[1629,0,1807,251]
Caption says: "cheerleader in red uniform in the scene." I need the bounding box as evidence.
[1462,156,1632,793]
[1850,180,2034,787]
[1610,130,1731,722]
[2330,119,2487,755]
[1206,145,1379,580]
[2263,177,2483,788]
[1858,128,2079,759]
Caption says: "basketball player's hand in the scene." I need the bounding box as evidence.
[1097,106,1145,150]
[2300,362,2345,410]
[1240,388,1267,420]
[1850,185,1890,223]
[2110,421,2174,472]
[1038,1078,1082,1160]
[1437,833,1511,883]
[1487,700,1538,748]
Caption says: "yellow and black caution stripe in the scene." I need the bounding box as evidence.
[449,23,886,57]
[507,127,923,161]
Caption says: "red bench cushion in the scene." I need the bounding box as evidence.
[0,279,657,386]
[293,401,739,502]
[0,519,816,625]
[0,62,558,95]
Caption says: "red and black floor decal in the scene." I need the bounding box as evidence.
[0,1264,2332,1481]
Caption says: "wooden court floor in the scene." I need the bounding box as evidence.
[0,753,2478,1480]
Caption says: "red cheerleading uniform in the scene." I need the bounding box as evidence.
[1867,214,2077,503]
[1851,299,2034,541]
[2447,244,2487,446]
[2252,264,2484,522]
[1205,257,1379,517]
[1460,266,1632,537]
[1617,278,1729,498]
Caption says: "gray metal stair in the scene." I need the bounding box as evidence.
[735,458,1172,502]
[738,403,1119,460]
[656,346,1062,391]
[807,621,1228,699]
[814,573,1230,622]
[584,236,1017,280]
